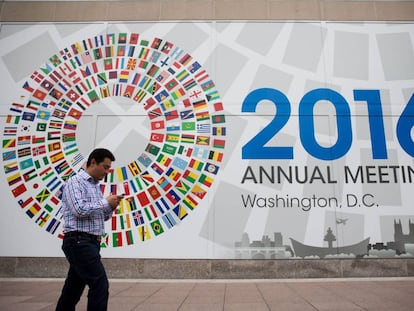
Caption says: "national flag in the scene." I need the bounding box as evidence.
[150,220,164,236]
[144,204,157,220]
[55,160,70,174]
[156,71,169,83]
[17,146,31,157]
[212,126,226,136]
[123,85,135,98]
[179,53,192,66]
[125,230,134,245]
[199,174,213,187]
[208,150,223,162]
[173,205,188,220]
[164,110,178,121]
[213,139,225,149]
[180,134,195,144]
[138,153,152,167]
[17,136,31,146]
[180,109,194,120]
[117,45,126,57]
[150,133,164,143]
[137,225,151,241]
[3,126,17,136]
[18,197,34,209]
[128,161,141,176]
[7,172,21,186]
[4,161,18,174]
[22,111,35,121]
[197,123,210,133]
[49,54,61,66]
[145,143,160,156]
[128,46,136,57]
[191,184,207,199]
[132,210,144,226]
[100,85,110,98]
[166,133,180,143]
[151,162,164,175]
[204,162,219,174]
[46,176,62,192]
[166,167,181,181]
[64,120,77,131]
[87,90,100,103]
[46,218,61,234]
[196,136,210,145]
[189,159,203,171]
[139,47,149,59]
[62,132,76,142]
[175,180,190,195]
[133,89,146,103]
[50,151,64,163]
[183,169,197,183]
[68,108,82,120]
[147,64,159,77]
[183,79,197,91]
[166,123,180,132]
[3,138,16,149]
[157,176,172,191]
[112,232,123,247]
[49,89,64,100]
[183,194,198,210]
[181,122,195,131]
[166,189,180,205]
[138,174,152,188]
[206,90,220,102]
[67,89,80,101]
[116,166,128,182]
[12,183,27,197]
[149,50,161,63]
[154,90,172,103]
[19,158,34,170]
[195,69,208,82]
[212,114,225,124]
[171,88,185,100]
[26,202,42,218]
[31,70,45,83]
[156,154,172,167]
[150,120,165,131]
[3,150,16,162]
[162,213,177,229]
[148,185,161,200]
[104,58,113,70]
[49,120,63,130]
[143,97,156,110]
[148,107,162,120]
[162,144,177,155]
[196,111,209,121]
[35,188,51,203]
[137,191,150,206]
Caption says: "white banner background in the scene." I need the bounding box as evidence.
[1,22,413,259]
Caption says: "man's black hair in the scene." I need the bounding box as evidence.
[86,148,115,167]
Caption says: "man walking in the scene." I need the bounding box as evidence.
[56,148,123,311]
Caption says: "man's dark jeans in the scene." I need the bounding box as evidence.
[56,235,109,311]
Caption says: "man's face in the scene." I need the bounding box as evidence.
[90,157,112,181]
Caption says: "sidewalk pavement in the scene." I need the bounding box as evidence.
[0,277,413,311]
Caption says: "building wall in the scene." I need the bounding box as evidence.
[1,0,414,278]
[1,0,414,23]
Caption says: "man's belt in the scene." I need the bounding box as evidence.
[64,231,101,242]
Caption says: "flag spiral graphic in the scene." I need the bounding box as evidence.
[2,32,227,248]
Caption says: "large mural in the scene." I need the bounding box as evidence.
[1,22,413,259]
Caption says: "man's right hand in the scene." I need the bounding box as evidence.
[106,194,124,209]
